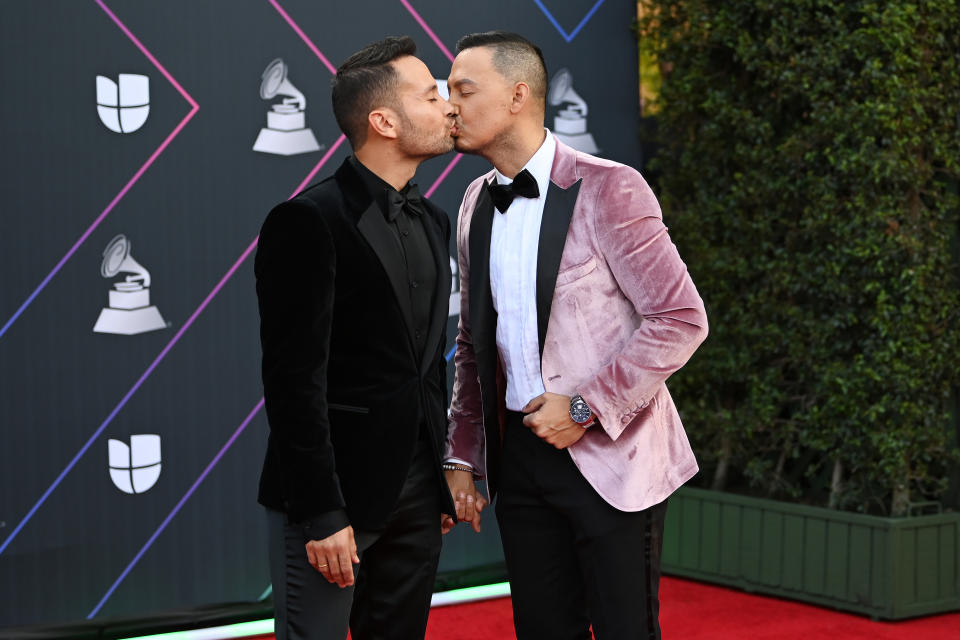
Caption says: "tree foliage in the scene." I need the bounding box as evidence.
[639,1,960,515]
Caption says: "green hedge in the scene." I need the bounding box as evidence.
[639,1,960,515]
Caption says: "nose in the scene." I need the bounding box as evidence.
[443,98,456,117]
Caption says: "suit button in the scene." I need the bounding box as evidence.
[410,280,419,288]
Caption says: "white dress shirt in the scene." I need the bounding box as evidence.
[490,131,556,411]
[445,131,557,470]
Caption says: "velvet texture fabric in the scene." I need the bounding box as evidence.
[447,141,708,512]
[255,157,454,531]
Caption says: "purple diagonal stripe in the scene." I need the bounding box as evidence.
[267,0,337,74]
[3,0,346,561]
[87,397,266,618]
[0,1,198,341]
[0,237,256,556]
[73,136,345,598]
[399,0,454,63]
[84,138,451,613]
[82,133,345,612]
[0,133,343,557]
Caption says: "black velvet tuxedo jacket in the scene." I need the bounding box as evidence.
[255,157,455,533]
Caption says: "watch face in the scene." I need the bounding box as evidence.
[570,396,591,424]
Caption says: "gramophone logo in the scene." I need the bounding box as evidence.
[92,234,167,335]
[96,74,150,134]
[108,434,161,494]
[548,68,600,154]
[252,58,322,155]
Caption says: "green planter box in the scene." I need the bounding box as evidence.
[662,486,960,619]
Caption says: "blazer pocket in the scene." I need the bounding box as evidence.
[328,402,370,414]
[555,255,598,287]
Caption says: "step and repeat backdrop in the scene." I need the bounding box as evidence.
[0,0,641,628]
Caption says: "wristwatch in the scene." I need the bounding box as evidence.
[569,394,593,427]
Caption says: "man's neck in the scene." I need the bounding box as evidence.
[354,145,418,191]
[487,124,547,179]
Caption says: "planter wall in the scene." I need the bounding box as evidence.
[662,487,960,619]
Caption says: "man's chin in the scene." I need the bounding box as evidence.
[453,138,476,154]
[434,138,456,155]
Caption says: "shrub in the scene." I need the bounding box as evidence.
[639,0,960,515]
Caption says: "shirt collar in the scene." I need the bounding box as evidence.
[494,129,556,200]
[349,155,408,220]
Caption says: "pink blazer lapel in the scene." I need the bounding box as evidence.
[549,139,582,189]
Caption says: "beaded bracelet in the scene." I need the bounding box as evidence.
[442,463,474,473]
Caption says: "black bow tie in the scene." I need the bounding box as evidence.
[386,183,425,222]
[487,169,540,213]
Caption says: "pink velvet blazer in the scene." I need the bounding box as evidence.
[446,140,708,512]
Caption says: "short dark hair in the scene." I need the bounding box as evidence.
[331,36,417,148]
[455,31,547,101]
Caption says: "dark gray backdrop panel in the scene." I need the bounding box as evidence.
[0,0,639,627]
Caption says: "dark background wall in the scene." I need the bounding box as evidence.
[0,0,640,627]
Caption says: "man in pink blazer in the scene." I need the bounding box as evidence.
[443,32,708,638]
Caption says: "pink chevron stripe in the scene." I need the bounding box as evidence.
[93,0,200,230]
[95,0,199,109]
[0,1,199,340]
[394,2,461,198]
[267,0,338,74]
[425,153,463,198]
[399,0,455,63]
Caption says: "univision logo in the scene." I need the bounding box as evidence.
[96,73,150,134]
[108,434,161,494]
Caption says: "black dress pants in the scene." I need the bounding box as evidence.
[267,432,442,640]
[495,411,668,640]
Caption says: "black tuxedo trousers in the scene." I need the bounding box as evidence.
[497,412,668,640]
[267,429,441,640]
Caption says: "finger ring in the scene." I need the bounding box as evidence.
[317,563,328,568]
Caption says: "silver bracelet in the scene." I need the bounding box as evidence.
[442,463,474,473]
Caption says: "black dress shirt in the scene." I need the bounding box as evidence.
[349,156,437,360]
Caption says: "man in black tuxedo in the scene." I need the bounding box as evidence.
[255,36,459,640]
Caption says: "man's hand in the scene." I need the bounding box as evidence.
[444,469,487,533]
[305,525,359,588]
[522,392,589,450]
[441,513,456,535]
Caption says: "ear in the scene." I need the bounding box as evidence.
[509,82,531,114]
[368,107,399,140]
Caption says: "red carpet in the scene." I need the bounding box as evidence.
[260,576,960,639]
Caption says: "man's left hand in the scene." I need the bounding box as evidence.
[522,392,588,450]
[444,469,486,533]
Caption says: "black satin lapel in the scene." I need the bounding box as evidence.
[356,202,415,345]
[468,185,498,383]
[420,209,451,375]
[536,179,582,358]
